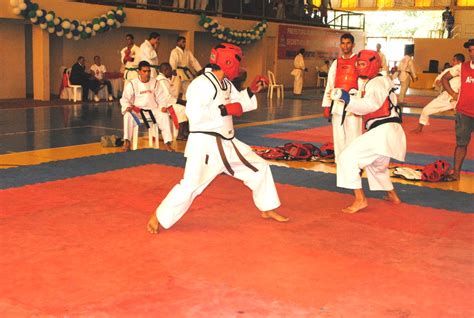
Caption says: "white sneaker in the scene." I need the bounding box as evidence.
[94,94,100,102]
[108,95,114,101]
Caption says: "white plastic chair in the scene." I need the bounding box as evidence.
[267,70,284,99]
[315,66,328,88]
[65,68,83,102]
[131,112,160,150]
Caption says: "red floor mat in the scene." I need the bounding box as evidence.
[267,116,474,160]
[0,165,472,317]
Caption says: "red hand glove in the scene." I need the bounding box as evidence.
[220,102,243,117]
[323,107,331,118]
[132,106,142,113]
[250,75,269,93]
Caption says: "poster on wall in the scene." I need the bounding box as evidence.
[277,25,363,61]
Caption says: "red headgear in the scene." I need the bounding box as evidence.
[210,43,243,80]
[356,50,381,79]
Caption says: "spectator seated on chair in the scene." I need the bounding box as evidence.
[120,61,174,152]
[90,55,114,101]
[69,56,101,102]
[319,60,330,78]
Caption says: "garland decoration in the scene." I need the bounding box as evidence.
[198,14,267,45]
[9,0,126,40]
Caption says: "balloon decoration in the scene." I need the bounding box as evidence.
[10,0,126,40]
[198,14,267,45]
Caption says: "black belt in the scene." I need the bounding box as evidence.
[190,131,258,176]
[367,117,402,131]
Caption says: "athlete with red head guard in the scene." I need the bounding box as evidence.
[331,50,407,213]
[147,43,288,234]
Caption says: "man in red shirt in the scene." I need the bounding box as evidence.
[441,39,474,180]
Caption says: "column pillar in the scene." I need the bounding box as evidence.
[32,25,50,101]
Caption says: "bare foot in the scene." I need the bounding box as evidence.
[261,210,289,222]
[342,199,368,213]
[383,191,402,204]
[164,143,175,152]
[147,213,160,234]
[122,139,131,152]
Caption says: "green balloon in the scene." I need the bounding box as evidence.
[28,10,36,18]
[92,18,100,24]
[107,13,115,19]
[47,21,55,27]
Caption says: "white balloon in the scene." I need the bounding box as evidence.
[107,19,114,26]
[39,23,47,29]
[85,27,92,34]
[10,0,19,7]
[45,14,53,22]
[30,17,37,23]
[74,35,80,41]
[48,27,55,34]
[54,18,60,25]
[36,9,43,17]
[93,24,100,31]
[66,32,73,39]
[115,21,121,28]
[56,30,64,37]
[19,2,27,10]
[99,21,105,27]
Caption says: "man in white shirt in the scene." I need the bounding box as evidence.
[397,47,418,104]
[412,53,465,133]
[138,32,160,79]
[120,61,174,152]
[376,43,388,74]
[322,33,362,160]
[90,55,114,101]
[120,33,140,86]
[169,36,202,101]
[291,48,307,95]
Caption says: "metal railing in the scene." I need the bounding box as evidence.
[78,0,365,31]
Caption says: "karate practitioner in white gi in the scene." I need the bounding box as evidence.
[147,43,289,234]
[158,62,190,140]
[120,61,174,152]
[333,50,406,213]
[138,32,160,79]
[120,34,141,86]
[291,48,307,95]
[412,53,465,133]
[169,36,202,101]
[322,33,362,160]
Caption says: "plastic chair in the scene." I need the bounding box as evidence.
[131,116,160,150]
[267,70,284,99]
[315,66,327,88]
[65,68,83,102]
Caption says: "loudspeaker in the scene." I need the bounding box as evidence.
[404,44,414,56]
[428,60,439,73]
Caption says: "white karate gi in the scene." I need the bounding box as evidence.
[169,46,202,99]
[138,40,159,78]
[337,76,407,191]
[120,44,140,84]
[155,69,281,229]
[398,55,417,103]
[120,78,173,144]
[322,55,362,160]
[157,73,188,124]
[291,53,305,94]
[419,67,460,126]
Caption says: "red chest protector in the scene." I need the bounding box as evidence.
[360,76,400,130]
[334,55,358,91]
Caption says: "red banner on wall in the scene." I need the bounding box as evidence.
[278,25,347,60]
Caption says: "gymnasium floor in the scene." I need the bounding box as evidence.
[0,88,473,317]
